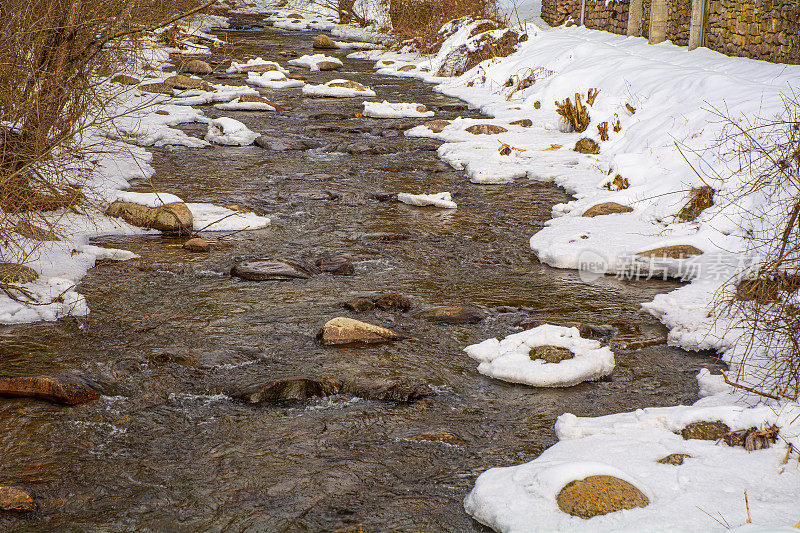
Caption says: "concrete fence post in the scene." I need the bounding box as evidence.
[627,0,644,36]
[649,0,668,44]
[688,0,706,49]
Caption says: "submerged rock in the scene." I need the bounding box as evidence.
[0,263,38,284]
[373,294,411,312]
[234,377,433,405]
[183,237,209,252]
[318,317,402,345]
[556,475,649,518]
[231,259,311,281]
[316,256,355,275]
[411,431,463,445]
[344,298,376,312]
[414,305,484,324]
[0,486,36,513]
[106,201,193,235]
[236,377,341,404]
[0,375,100,405]
[342,379,434,403]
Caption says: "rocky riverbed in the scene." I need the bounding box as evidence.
[0,16,722,531]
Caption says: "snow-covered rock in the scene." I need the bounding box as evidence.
[464,324,615,387]
[205,117,259,146]
[397,192,457,209]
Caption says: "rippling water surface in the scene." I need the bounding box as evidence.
[0,19,722,532]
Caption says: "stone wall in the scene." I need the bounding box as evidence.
[541,0,800,64]
[666,0,691,46]
[705,0,800,63]
[541,0,628,34]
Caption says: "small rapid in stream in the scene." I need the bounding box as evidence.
[0,17,722,532]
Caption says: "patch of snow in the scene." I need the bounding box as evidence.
[363,101,434,118]
[187,203,270,231]
[205,117,259,146]
[288,53,343,71]
[302,79,376,98]
[397,192,457,209]
[245,71,305,89]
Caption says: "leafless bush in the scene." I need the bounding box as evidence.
[385,0,505,52]
[709,96,800,400]
[0,0,209,301]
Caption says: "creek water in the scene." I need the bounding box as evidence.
[0,17,722,532]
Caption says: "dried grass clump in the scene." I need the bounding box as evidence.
[555,88,600,133]
[386,0,505,53]
[677,185,714,221]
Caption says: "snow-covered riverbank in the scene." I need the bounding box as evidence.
[0,15,271,324]
[337,10,800,532]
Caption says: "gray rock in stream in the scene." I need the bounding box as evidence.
[233,376,434,404]
[254,136,321,151]
[413,305,484,324]
[231,259,311,281]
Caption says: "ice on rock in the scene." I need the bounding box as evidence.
[397,192,457,209]
[464,324,615,387]
[205,117,259,146]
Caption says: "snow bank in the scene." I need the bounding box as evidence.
[302,79,376,98]
[205,117,259,146]
[288,53,343,71]
[464,324,615,387]
[363,101,434,118]
[397,192,457,209]
[465,370,800,532]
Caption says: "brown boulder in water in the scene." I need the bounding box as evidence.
[0,375,100,405]
[318,317,402,345]
[0,486,36,513]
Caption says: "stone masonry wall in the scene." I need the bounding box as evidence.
[540,0,800,64]
[705,0,799,63]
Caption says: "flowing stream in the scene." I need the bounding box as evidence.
[0,17,722,532]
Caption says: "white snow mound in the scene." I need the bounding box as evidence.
[464,324,615,387]
[302,79,376,98]
[205,117,259,146]
[397,192,457,209]
[287,53,343,71]
[363,101,434,118]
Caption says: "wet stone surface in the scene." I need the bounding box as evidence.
[0,19,724,532]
